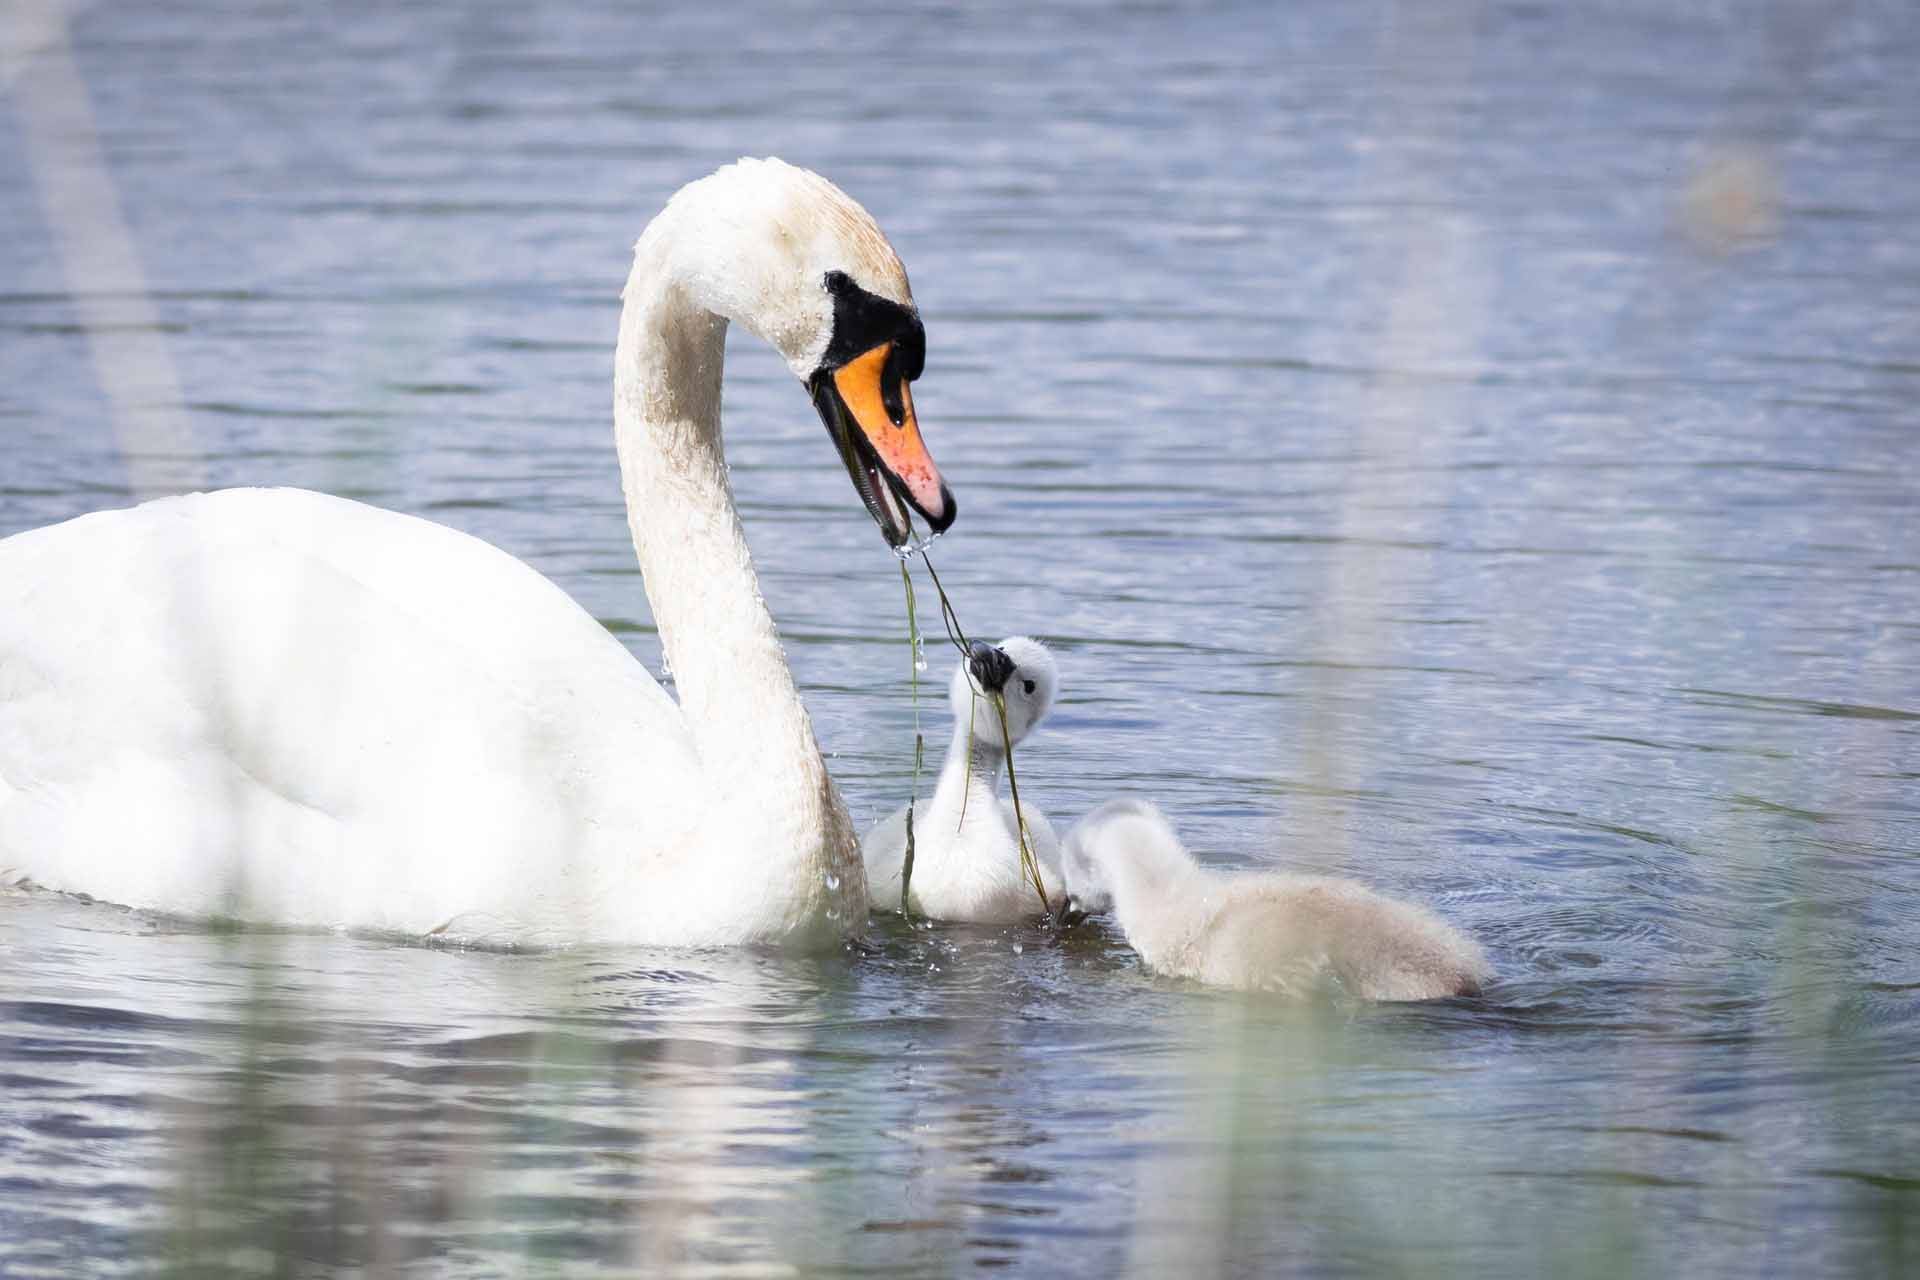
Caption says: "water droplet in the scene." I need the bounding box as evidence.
[890,527,945,561]
[825,873,841,892]
[1011,942,1024,956]
[913,656,928,673]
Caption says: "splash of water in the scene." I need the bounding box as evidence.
[890,524,944,562]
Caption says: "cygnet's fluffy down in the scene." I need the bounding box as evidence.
[1062,799,1490,1001]
[862,637,1066,923]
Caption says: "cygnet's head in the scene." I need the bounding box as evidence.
[950,636,1058,748]
[631,157,953,547]
[1062,797,1185,914]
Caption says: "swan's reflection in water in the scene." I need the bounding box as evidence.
[0,893,1146,1274]
[6,888,1919,1276]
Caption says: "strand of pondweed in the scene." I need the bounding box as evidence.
[992,686,1052,914]
[898,560,925,917]
[915,549,972,659]
[912,545,1050,917]
[912,542,978,829]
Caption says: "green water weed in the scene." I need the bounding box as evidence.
[906,546,1052,918]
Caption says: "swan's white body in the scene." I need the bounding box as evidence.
[0,159,937,947]
[1062,799,1490,1000]
[862,638,1065,923]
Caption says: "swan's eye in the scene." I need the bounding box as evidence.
[1022,679,1036,696]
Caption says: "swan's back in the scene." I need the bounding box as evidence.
[0,488,700,941]
[1191,873,1490,1001]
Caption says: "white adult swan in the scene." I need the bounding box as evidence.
[1062,799,1490,1000]
[861,637,1066,922]
[0,158,955,948]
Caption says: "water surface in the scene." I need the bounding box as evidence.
[2,0,1917,1274]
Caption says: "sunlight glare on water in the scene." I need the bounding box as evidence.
[1,0,1917,1276]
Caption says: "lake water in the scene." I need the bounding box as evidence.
[2,0,1917,1274]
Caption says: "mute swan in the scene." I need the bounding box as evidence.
[0,158,954,948]
[862,637,1067,923]
[1062,799,1490,1000]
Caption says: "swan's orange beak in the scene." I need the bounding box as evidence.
[812,340,954,548]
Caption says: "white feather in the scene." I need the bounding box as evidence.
[1062,799,1491,1000]
[0,159,912,947]
[861,637,1066,923]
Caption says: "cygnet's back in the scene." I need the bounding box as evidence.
[1063,798,1489,1001]
[861,637,1065,922]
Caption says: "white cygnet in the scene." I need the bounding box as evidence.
[1062,798,1490,1001]
[863,637,1067,923]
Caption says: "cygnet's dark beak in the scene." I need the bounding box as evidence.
[966,641,1015,694]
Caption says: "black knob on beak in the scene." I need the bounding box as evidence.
[967,641,1016,694]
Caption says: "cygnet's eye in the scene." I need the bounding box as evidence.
[1022,679,1036,696]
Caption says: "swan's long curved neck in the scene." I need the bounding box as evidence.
[612,248,833,856]
[931,716,1005,822]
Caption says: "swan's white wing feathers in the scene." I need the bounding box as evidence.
[0,488,700,938]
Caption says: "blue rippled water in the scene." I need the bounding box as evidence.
[2,0,1916,1274]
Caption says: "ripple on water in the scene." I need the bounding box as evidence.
[5,0,1920,1274]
